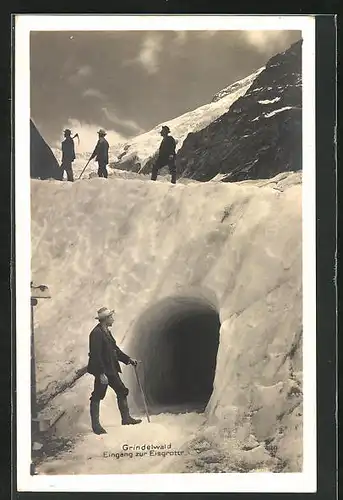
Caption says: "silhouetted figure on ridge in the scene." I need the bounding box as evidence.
[61,129,77,182]
[90,128,109,178]
[151,125,177,184]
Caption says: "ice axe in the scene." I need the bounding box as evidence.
[78,157,92,180]
[133,362,150,423]
[72,133,80,146]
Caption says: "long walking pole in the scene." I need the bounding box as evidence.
[78,158,92,180]
[133,364,150,423]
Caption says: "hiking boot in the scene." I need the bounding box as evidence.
[123,417,142,425]
[118,397,142,425]
[90,400,107,435]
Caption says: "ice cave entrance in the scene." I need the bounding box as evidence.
[128,294,220,415]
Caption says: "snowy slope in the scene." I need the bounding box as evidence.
[31,171,302,474]
[111,67,264,174]
[211,69,264,103]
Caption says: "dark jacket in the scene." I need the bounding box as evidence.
[87,323,131,376]
[90,137,109,165]
[158,135,176,161]
[61,137,76,163]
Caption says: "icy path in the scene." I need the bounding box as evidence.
[37,412,205,475]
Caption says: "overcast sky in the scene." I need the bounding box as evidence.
[30,30,301,151]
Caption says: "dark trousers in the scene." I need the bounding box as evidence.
[98,162,108,178]
[61,161,74,182]
[90,372,129,403]
[151,157,176,184]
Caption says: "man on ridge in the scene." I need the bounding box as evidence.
[90,129,110,178]
[151,125,177,184]
[60,128,77,182]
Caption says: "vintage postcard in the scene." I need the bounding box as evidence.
[15,14,316,493]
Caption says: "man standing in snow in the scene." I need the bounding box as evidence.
[60,129,76,182]
[87,307,142,434]
[90,129,110,178]
[151,125,177,184]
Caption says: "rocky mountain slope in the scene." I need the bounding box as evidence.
[31,120,61,180]
[176,40,302,182]
[31,171,302,474]
[107,39,302,184]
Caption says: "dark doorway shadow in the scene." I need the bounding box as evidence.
[127,295,220,415]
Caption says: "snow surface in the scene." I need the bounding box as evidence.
[251,106,296,123]
[211,67,264,102]
[264,106,294,118]
[258,97,281,105]
[38,408,205,475]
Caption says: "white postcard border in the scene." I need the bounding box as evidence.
[15,14,316,493]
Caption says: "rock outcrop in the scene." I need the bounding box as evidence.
[176,40,302,182]
[31,171,302,472]
[30,120,61,180]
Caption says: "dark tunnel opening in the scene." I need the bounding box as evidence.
[127,295,220,415]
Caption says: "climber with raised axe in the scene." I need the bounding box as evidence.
[151,125,177,184]
[60,128,79,182]
[89,128,110,178]
[87,307,142,435]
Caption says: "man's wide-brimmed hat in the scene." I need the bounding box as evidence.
[160,125,170,133]
[98,128,107,136]
[95,307,114,320]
